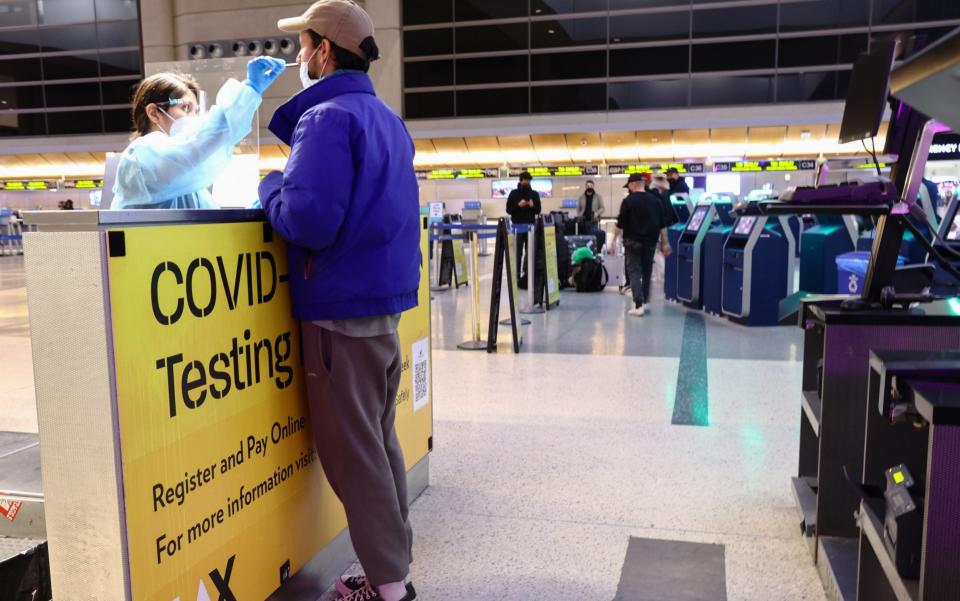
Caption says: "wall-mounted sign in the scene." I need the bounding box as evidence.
[607,163,705,175]
[416,168,500,180]
[463,201,482,210]
[712,159,816,173]
[929,133,960,161]
[2,180,59,191]
[854,162,888,170]
[507,165,600,177]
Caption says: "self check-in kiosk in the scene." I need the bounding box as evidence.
[664,194,694,302]
[721,208,797,326]
[677,196,734,309]
[701,196,738,316]
[800,214,859,294]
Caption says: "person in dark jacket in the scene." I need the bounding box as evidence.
[609,173,672,317]
[666,166,690,195]
[259,2,418,600]
[506,171,542,285]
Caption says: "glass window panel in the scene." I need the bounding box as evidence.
[836,69,852,99]
[838,34,870,63]
[455,23,527,53]
[404,91,454,119]
[874,0,917,25]
[691,40,776,71]
[103,107,129,132]
[44,81,100,107]
[610,45,689,76]
[609,79,689,109]
[98,50,140,77]
[692,4,777,38]
[531,82,606,112]
[691,74,774,106]
[39,0,96,25]
[42,54,99,79]
[455,0,526,21]
[778,36,840,68]
[0,29,39,56]
[917,0,960,20]
[0,84,44,109]
[41,24,98,52]
[405,60,454,88]
[532,17,606,48]
[97,21,140,49]
[0,57,42,83]
[531,0,608,15]
[403,1,453,26]
[531,50,605,80]
[776,71,838,102]
[610,12,689,44]
[779,0,871,31]
[403,29,453,57]
[95,0,138,21]
[47,108,102,134]
[101,78,135,104]
[457,87,529,116]
[0,0,38,27]
[0,112,45,136]
[457,55,527,85]
[610,0,688,9]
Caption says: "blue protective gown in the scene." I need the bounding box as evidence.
[111,79,261,209]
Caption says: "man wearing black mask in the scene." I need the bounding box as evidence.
[577,180,605,226]
[506,172,542,286]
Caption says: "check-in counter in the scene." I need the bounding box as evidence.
[22,209,433,601]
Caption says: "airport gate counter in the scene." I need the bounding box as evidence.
[761,29,960,601]
[19,209,433,601]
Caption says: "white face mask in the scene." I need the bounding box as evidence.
[156,106,199,137]
[300,46,328,89]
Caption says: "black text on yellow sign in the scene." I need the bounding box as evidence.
[148,251,294,418]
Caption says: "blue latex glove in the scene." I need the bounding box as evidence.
[246,57,286,95]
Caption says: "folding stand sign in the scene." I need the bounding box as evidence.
[487,218,522,353]
[435,216,469,290]
[538,214,562,309]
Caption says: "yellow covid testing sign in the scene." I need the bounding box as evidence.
[106,220,431,601]
[543,224,561,306]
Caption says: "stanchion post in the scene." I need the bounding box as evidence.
[457,229,488,351]
[520,225,545,315]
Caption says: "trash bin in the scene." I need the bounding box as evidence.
[835,251,906,294]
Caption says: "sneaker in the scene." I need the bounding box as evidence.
[339,584,417,601]
[336,575,368,596]
[628,306,645,317]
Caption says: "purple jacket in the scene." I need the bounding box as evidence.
[259,71,421,321]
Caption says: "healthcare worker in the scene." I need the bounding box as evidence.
[111,57,286,209]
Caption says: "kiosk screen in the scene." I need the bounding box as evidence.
[735,216,757,235]
[687,207,709,232]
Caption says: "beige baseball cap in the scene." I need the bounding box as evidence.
[278,0,379,61]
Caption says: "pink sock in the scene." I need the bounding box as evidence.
[377,581,407,601]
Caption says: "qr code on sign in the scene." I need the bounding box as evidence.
[412,338,430,412]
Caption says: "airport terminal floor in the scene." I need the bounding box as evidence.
[1,251,828,600]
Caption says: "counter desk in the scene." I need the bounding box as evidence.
[22,209,433,601]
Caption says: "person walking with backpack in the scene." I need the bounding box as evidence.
[609,173,672,317]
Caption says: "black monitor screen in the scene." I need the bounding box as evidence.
[838,41,897,144]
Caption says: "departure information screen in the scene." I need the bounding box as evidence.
[735,216,757,235]
[687,207,709,232]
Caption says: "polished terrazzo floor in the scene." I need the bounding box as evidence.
[1,252,825,600]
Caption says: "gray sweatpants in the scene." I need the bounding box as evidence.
[301,322,413,586]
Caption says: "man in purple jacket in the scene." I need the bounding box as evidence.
[259,2,420,600]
